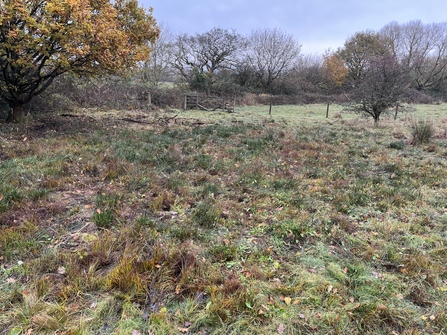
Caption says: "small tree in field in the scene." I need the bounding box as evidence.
[321,53,348,117]
[347,55,410,125]
[0,0,159,122]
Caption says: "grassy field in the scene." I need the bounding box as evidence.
[0,104,447,334]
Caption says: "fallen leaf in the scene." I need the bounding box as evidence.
[277,323,285,334]
[284,297,292,305]
[352,303,360,309]
[57,266,66,275]
[377,304,387,310]
[131,331,141,335]
[349,297,355,303]
[298,313,306,319]
[178,327,189,333]
[6,277,16,284]
[430,315,436,320]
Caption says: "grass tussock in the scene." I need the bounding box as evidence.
[410,119,434,145]
[1,104,447,334]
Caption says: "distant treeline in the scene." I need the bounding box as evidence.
[6,19,447,117]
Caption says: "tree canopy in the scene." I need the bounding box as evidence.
[380,20,447,91]
[337,31,392,81]
[246,28,301,90]
[0,0,159,121]
[171,27,244,92]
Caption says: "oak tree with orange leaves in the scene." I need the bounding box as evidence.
[0,0,159,122]
[323,54,348,88]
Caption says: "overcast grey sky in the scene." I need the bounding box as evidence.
[139,0,446,55]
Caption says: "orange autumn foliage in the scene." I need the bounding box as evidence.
[322,54,348,88]
[0,0,159,121]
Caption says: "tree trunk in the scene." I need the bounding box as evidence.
[326,102,330,118]
[373,115,380,126]
[394,104,399,120]
[6,102,26,123]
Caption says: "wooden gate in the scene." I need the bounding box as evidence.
[184,94,235,112]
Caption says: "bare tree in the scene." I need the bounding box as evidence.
[245,28,301,90]
[284,54,324,94]
[171,27,245,90]
[138,22,175,87]
[347,55,410,125]
[380,20,447,91]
